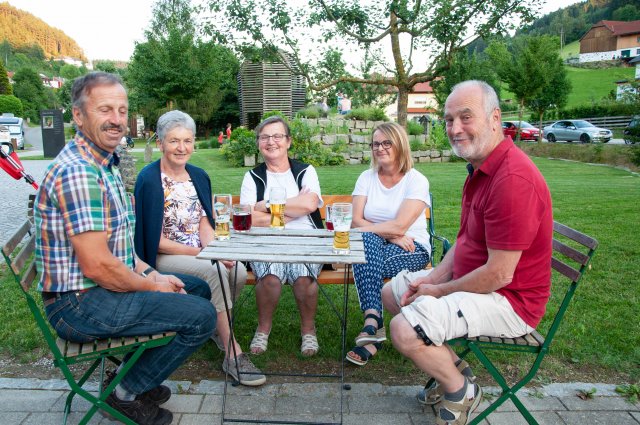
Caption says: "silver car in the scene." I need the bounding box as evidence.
[543,120,612,143]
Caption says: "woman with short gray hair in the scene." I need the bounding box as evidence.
[134,110,265,386]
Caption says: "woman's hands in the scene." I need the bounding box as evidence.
[388,235,416,252]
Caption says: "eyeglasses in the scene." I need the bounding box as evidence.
[258,133,288,142]
[370,140,393,150]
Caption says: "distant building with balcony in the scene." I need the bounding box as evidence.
[384,81,439,122]
[579,20,640,63]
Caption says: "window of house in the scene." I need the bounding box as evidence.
[621,50,630,58]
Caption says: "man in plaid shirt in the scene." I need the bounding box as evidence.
[35,72,216,425]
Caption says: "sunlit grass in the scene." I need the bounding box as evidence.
[2,149,639,384]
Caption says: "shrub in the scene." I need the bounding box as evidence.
[554,100,638,120]
[345,107,388,122]
[295,106,320,119]
[262,110,287,121]
[410,140,426,151]
[427,122,449,150]
[407,120,424,136]
[198,140,211,149]
[221,127,258,167]
[289,119,344,166]
[630,146,640,167]
[0,95,24,117]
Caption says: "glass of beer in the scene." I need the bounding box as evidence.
[325,204,334,231]
[213,194,232,240]
[331,203,352,254]
[232,203,252,232]
[269,187,286,230]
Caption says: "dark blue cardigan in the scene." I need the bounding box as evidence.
[134,160,214,268]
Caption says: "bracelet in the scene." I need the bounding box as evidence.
[141,266,155,277]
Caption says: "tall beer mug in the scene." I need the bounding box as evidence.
[331,203,352,254]
[213,194,232,240]
[269,187,286,230]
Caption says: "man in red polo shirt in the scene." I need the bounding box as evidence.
[381,80,553,425]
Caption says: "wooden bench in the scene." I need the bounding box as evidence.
[438,222,598,425]
[2,220,176,425]
[230,194,450,285]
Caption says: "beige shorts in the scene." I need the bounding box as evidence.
[389,269,534,346]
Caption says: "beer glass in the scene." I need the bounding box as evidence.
[232,203,252,232]
[269,187,286,230]
[213,194,232,240]
[331,203,352,254]
[325,204,334,231]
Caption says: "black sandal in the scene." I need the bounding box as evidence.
[355,313,386,347]
[345,342,382,366]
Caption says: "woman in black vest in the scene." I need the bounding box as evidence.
[240,116,324,357]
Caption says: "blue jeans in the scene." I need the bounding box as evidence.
[43,274,216,395]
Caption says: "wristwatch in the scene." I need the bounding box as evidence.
[141,266,155,277]
[264,200,271,213]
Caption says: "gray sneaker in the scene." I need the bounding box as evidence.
[210,329,225,352]
[222,353,267,386]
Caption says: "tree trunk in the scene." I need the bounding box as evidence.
[516,99,525,142]
[538,110,544,144]
[397,87,408,128]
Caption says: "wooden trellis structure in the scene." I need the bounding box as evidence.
[238,56,307,130]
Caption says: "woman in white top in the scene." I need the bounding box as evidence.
[240,116,324,357]
[346,122,431,366]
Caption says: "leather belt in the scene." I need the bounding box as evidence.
[42,288,92,307]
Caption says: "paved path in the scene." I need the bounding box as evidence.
[0,158,49,244]
[0,378,638,424]
[2,150,638,425]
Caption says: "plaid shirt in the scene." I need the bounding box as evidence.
[35,132,136,292]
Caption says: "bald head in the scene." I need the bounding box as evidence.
[443,80,503,168]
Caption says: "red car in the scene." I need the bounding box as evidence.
[502,121,541,141]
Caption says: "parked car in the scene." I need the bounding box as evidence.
[543,120,612,143]
[502,121,541,141]
[623,117,639,145]
[0,114,25,150]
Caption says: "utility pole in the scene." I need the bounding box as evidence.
[560,26,564,52]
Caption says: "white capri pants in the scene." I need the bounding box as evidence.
[389,269,534,346]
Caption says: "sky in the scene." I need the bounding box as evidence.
[6,0,584,63]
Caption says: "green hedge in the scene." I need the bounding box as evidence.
[344,107,388,121]
[537,100,639,121]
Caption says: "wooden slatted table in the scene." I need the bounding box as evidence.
[197,228,366,425]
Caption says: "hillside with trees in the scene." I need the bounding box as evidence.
[518,0,640,45]
[0,2,86,61]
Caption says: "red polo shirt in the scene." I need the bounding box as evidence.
[453,138,553,328]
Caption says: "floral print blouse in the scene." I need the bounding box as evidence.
[161,173,204,248]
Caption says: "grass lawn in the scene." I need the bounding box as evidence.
[565,66,635,107]
[1,149,638,386]
[500,65,635,111]
[560,40,579,60]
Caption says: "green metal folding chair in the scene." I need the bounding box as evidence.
[2,219,176,425]
[427,221,598,424]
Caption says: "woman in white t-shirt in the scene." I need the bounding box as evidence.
[346,122,431,366]
[240,116,324,357]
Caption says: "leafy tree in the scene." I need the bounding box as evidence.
[127,0,239,132]
[612,4,640,20]
[0,95,23,116]
[525,56,571,143]
[12,67,49,122]
[59,64,83,80]
[432,50,500,114]
[94,60,118,74]
[57,80,73,122]
[0,59,12,95]
[487,35,565,141]
[206,0,540,127]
